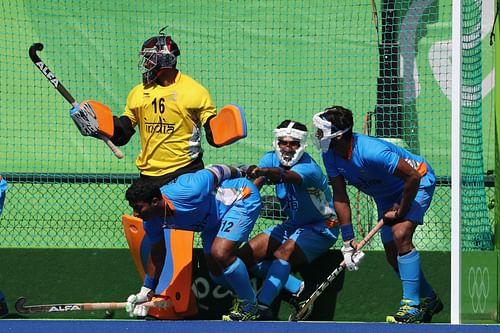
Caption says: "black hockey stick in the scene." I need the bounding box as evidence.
[289,219,385,321]
[28,43,124,159]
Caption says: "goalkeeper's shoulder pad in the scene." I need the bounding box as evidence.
[208,104,247,146]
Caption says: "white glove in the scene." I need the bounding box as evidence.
[341,240,363,271]
[352,250,365,267]
[126,286,153,317]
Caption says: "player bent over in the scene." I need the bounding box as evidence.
[238,120,348,320]
[313,106,443,324]
[125,164,263,321]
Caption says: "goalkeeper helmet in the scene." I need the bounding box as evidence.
[312,106,352,153]
[273,120,308,167]
[139,32,180,86]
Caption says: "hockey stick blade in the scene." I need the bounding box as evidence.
[290,219,385,321]
[29,43,76,105]
[15,297,74,314]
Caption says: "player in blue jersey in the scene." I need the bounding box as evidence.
[312,106,443,324]
[124,164,262,321]
[238,120,347,320]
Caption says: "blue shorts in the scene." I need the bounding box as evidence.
[378,172,435,244]
[202,179,261,254]
[265,221,339,263]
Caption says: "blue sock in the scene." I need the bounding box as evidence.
[209,272,232,290]
[252,260,303,294]
[419,270,435,298]
[397,249,421,306]
[223,257,256,308]
[257,259,291,306]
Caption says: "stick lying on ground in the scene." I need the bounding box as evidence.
[289,219,385,321]
[15,296,170,314]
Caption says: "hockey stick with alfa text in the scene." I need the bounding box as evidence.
[15,296,170,314]
[28,43,124,159]
[289,219,385,321]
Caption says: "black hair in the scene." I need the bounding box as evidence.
[276,120,308,132]
[125,177,162,205]
[320,106,353,139]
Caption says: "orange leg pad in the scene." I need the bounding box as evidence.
[121,215,198,319]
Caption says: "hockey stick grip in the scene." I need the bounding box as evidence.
[97,133,125,159]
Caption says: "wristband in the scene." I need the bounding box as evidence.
[143,274,158,290]
[340,224,355,241]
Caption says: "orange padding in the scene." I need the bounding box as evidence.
[210,104,247,146]
[122,215,198,319]
[80,100,114,138]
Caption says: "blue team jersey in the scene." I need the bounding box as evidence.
[259,151,335,227]
[159,169,259,232]
[322,133,433,200]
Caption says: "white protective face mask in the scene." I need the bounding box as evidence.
[312,112,351,153]
[273,122,308,167]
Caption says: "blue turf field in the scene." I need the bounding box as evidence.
[1,320,499,333]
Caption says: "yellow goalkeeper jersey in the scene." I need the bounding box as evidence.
[123,71,216,176]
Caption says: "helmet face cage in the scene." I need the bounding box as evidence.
[273,122,308,167]
[139,35,180,85]
[312,111,351,153]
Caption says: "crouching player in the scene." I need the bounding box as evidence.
[124,164,263,321]
[313,106,443,323]
[238,120,353,320]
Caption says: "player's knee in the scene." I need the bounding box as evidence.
[210,247,234,268]
[273,244,294,261]
[236,243,255,267]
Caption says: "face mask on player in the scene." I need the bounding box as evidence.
[273,122,307,167]
[312,111,351,153]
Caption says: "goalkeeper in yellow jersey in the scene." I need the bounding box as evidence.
[104,28,246,186]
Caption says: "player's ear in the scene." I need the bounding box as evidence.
[151,197,162,208]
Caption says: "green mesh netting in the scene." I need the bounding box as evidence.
[0,0,494,250]
[460,0,493,250]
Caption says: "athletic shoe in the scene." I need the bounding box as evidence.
[421,294,444,323]
[288,281,315,321]
[222,299,260,321]
[386,300,424,324]
[257,304,274,321]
